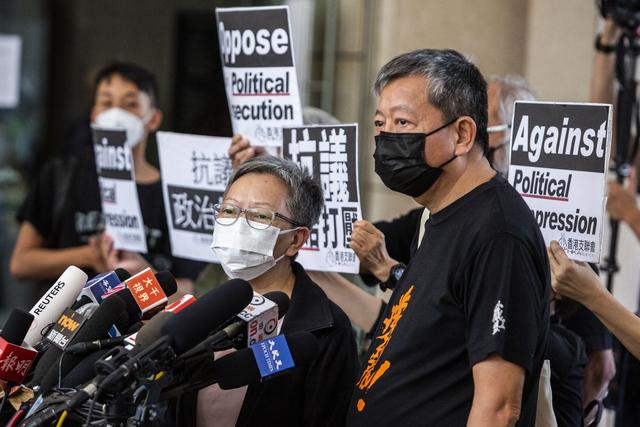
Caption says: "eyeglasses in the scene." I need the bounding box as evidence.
[213,203,304,230]
[487,124,511,133]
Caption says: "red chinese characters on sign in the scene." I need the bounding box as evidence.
[0,340,38,384]
[125,268,167,313]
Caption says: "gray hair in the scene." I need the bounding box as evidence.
[303,106,340,125]
[489,75,537,125]
[374,49,488,149]
[226,156,324,228]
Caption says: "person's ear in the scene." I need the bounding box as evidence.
[453,116,477,156]
[285,227,310,257]
[146,108,163,132]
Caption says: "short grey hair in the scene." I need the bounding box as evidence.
[489,75,537,125]
[374,49,488,150]
[226,156,324,228]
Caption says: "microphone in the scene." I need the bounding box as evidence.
[31,296,129,392]
[71,268,131,310]
[122,268,177,319]
[63,336,127,355]
[217,331,318,389]
[23,266,87,347]
[158,332,318,399]
[95,279,254,391]
[178,291,289,360]
[0,309,37,385]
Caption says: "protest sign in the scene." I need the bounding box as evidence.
[509,101,612,262]
[283,124,361,273]
[92,127,147,253]
[157,131,232,262]
[216,6,303,148]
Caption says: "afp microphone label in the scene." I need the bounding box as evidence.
[250,334,294,378]
[45,308,88,350]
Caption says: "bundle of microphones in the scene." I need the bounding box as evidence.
[0,265,318,426]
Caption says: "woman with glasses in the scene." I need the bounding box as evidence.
[182,156,358,427]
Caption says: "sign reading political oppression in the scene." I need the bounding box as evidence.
[216,6,303,148]
[283,124,362,273]
[508,101,612,263]
[92,127,148,253]
[157,131,232,262]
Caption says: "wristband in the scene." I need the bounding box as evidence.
[595,33,616,54]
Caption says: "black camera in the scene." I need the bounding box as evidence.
[599,0,640,30]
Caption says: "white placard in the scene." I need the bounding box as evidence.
[215,6,304,148]
[508,101,612,262]
[92,126,148,253]
[157,131,232,262]
[0,34,22,108]
[283,124,362,273]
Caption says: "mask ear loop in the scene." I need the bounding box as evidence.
[423,117,460,168]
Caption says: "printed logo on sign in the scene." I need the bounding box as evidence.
[250,334,295,378]
[217,8,293,68]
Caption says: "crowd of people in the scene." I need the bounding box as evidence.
[6,13,640,427]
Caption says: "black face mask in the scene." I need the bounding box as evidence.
[373,118,458,197]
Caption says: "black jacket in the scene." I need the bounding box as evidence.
[181,262,358,426]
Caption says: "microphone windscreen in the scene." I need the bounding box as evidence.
[135,311,174,348]
[217,331,319,390]
[161,279,253,354]
[114,268,131,282]
[155,270,178,297]
[1,309,34,345]
[110,289,140,329]
[37,295,128,392]
[25,266,87,346]
[60,348,110,388]
[263,291,290,319]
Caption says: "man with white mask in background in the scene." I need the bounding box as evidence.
[11,62,203,298]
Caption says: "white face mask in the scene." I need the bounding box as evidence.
[210,219,299,281]
[95,107,147,147]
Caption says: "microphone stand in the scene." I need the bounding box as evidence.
[604,28,640,292]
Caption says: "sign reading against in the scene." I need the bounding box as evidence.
[125,268,168,314]
[509,101,612,262]
[45,308,88,350]
[215,6,303,147]
[283,124,362,273]
[157,131,232,262]
[92,126,147,253]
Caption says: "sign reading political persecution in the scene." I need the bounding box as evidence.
[216,6,303,148]
[157,131,232,262]
[92,127,147,253]
[508,101,612,263]
[283,124,362,273]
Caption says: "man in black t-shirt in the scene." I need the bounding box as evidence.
[10,62,203,297]
[346,49,550,426]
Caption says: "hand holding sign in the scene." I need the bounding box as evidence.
[229,133,267,170]
[607,167,638,223]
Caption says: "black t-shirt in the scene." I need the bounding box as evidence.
[347,175,550,426]
[17,147,204,283]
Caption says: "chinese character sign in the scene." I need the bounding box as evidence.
[125,268,168,314]
[157,132,231,262]
[215,6,303,148]
[92,126,148,253]
[508,102,612,262]
[283,124,362,273]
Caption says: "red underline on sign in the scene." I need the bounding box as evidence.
[520,193,569,202]
[301,247,321,251]
[232,93,291,96]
